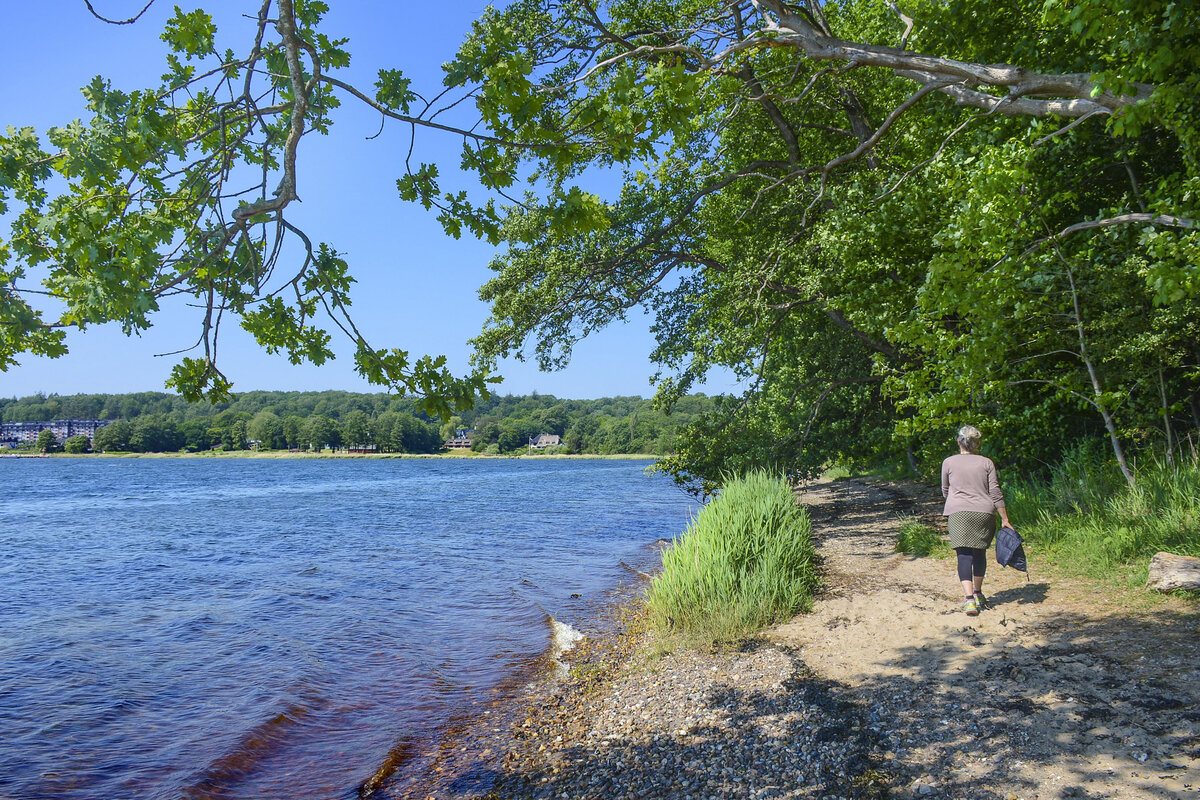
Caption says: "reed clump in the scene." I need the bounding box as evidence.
[647,471,819,647]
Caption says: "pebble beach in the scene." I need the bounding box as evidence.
[490,638,886,800]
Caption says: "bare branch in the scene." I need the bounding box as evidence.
[822,306,902,360]
[885,0,915,50]
[874,113,978,200]
[83,0,156,25]
[804,79,953,222]
[1032,108,1108,146]
[738,64,801,165]
[320,75,569,150]
[895,71,1115,118]
[232,0,308,221]
[754,0,1152,118]
[1001,213,1198,268]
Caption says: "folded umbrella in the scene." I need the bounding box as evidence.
[995,525,1029,580]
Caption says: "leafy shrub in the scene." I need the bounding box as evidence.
[894,516,950,558]
[822,463,853,481]
[1024,440,1126,517]
[647,471,819,646]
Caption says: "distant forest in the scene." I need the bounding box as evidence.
[0,391,719,455]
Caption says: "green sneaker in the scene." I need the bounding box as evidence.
[974,591,988,610]
[963,597,980,616]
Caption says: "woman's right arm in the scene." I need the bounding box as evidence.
[990,462,1012,527]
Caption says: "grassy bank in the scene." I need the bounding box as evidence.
[1007,448,1200,588]
[647,471,819,647]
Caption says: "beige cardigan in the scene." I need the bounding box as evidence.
[941,453,1006,515]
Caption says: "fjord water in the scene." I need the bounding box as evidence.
[0,458,697,799]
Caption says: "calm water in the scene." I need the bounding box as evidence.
[0,458,698,799]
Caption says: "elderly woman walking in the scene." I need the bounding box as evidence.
[942,425,1012,616]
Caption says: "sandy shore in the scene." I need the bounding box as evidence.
[466,477,1199,800]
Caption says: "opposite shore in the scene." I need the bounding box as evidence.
[9,450,662,460]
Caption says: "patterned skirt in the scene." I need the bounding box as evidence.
[948,511,997,550]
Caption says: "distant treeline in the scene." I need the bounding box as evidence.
[0,391,718,455]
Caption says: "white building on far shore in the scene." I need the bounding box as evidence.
[0,419,111,447]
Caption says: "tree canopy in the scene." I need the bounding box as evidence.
[451,0,1199,489]
[3,1,1197,490]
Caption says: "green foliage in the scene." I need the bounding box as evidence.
[160,7,217,58]
[93,419,132,452]
[166,358,234,404]
[894,516,951,559]
[454,0,1200,492]
[341,409,369,448]
[248,410,284,449]
[5,1,1200,488]
[63,434,91,454]
[1,2,489,407]
[1007,441,1127,517]
[374,69,415,113]
[34,428,57,452]
[647,472,819,647]
[1043,0,1200,152]
[130,414,185,452]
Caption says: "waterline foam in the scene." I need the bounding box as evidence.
[549,617,585,679]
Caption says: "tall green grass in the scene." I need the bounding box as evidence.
[1007,444,1200,581]
[894,516,951,559]
[647,471,819,646]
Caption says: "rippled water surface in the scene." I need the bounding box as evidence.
[0,458,698,799]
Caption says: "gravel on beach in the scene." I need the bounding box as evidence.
[490,640,888,800]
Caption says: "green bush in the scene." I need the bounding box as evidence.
[63,435,91,454]
[894,516,950,558]
[647,471,819,646]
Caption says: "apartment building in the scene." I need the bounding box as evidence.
[0,419,111,447]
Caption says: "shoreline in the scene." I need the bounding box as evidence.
[20,451,662,460]
[393,570,660,799]
[473,594,883,800]
[471,476,1200,800]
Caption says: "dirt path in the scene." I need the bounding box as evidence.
[770,477,1200,799]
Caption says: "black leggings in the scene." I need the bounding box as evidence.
[955,547,987,583]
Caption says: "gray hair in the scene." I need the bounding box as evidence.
[956,425,982,454]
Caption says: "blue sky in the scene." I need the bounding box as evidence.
[1,1,734,401]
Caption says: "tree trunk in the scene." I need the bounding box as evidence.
[1159,369,1175,467]
[1066,265,1136,487]
[1146,552,1200,593]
